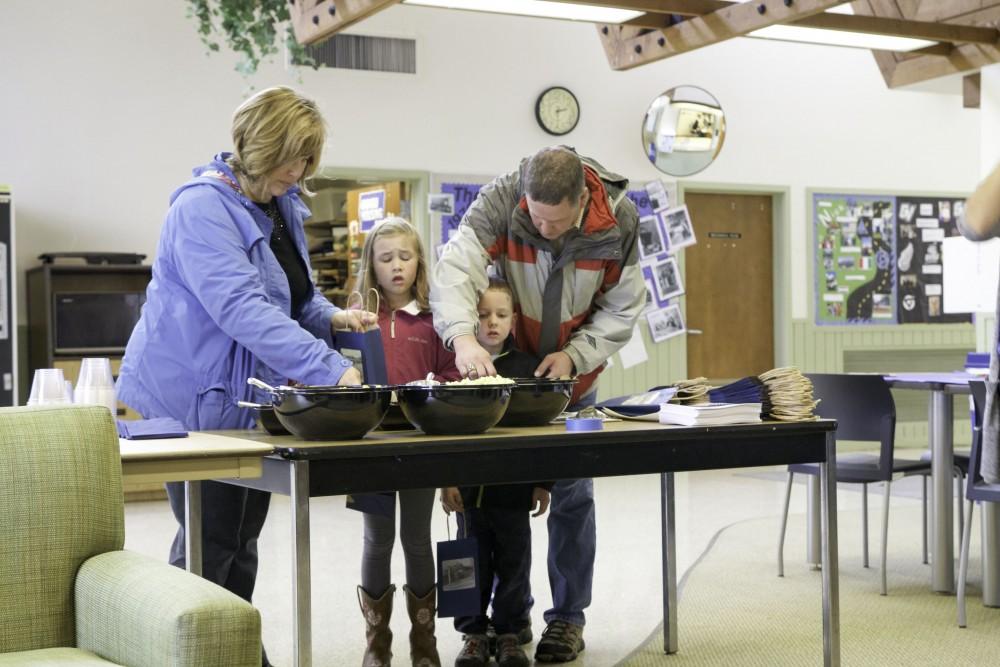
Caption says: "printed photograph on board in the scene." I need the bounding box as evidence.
[652,256,684,302]
[647,304,685,343]
[661,205,696,251]
[638,215,668,260]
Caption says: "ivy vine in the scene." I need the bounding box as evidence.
[186,0,316,76]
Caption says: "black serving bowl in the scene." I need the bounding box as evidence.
[271,385,393,440]
[256,405,291,435]
[378,402,414,431]
[395,384,513,435]
[498,378,578,427]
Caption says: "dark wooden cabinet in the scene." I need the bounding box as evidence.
[26,263,151,414]
[0,190,13,406]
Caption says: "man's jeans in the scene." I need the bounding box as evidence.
[542,477,596,626]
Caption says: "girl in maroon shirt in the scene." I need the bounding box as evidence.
[354,216,458,666]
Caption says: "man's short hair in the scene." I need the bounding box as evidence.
[523,147,585,206]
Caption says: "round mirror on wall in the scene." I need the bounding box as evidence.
[641,86,726,177]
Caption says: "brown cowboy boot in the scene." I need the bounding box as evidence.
[403,585,441,667]
[358,584,395,667]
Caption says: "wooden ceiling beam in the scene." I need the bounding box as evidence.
[884,41,1000,87]
[964,71,981,109]
[598,0,849,71]
[798,12,999,44]
[605,1,1000,45]
[289,0,401,46]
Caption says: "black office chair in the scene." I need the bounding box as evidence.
[777,373,932,595]
[957,380,1000,627]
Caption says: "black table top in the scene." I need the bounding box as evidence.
[218,419,837,497]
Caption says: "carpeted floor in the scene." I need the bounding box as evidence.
[620,505,1000,666]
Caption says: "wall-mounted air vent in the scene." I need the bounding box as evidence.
[302,34,416,74]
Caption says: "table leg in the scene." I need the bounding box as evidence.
[820,430,841,667]
[806,475,821,569]
[660,472,678,654]
[930,390,955,593]
[184,480,202,577]
[290,460,312,667]
[982,503,1000,606]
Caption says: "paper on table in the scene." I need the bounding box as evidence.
[618,324,648,369]
[942,236,1000,313]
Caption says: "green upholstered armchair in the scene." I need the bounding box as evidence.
[0,406,261,666]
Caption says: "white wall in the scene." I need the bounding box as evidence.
[0,1,981,322]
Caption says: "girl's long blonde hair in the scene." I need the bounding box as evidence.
[358,217,430,311]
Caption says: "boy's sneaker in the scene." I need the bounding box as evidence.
[484,624,533,655]
[496,634,530,667]
[455,634,490,667]
[534,620,585,663]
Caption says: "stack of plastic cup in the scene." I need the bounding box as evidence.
[27,368,72,405]
[73,358,117,415]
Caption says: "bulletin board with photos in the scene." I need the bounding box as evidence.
[428,174,496,259]
[813,192,970,325]
[627,181,696,344]
[895,195,968,324]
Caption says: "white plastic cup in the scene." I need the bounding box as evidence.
[73,358,117,414]
[28,368,71,405]
[74,386,117,414]
[77,357,114,389]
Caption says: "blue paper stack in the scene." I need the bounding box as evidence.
[116,417,188,440]
[707,377,771,417]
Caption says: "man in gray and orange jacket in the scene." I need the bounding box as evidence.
[430,146,644,663]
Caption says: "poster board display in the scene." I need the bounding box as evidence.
[895,196,969,323]
[814,193,896,325]
[814,191,971,325]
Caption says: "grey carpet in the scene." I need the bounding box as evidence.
[619,506,1000,666]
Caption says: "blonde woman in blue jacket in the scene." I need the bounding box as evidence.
[118,87,370,666]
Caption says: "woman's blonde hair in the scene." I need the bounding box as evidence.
[228,86,325,198]
[358,217,430,311]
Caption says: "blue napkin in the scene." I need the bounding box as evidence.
[116,418,188,440]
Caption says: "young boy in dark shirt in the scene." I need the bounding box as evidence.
[441,279,550,667]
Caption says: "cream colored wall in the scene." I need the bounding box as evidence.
[0,1,985,401]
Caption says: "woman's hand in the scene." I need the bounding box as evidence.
[332,309,377,332]
[440,487,464,514]
[338,367,362,386]
[534,351,574,378]
[453,335,496,379]
[531,487,551,518]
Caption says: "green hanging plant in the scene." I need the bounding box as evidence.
[186,0,316,76]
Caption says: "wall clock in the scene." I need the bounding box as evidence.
[535,86,580,136]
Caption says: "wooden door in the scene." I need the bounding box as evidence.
[684,192,774,380]
[345,182,407,294]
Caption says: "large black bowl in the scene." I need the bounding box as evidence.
[378,402,414,431]
[271,386,393,440]
[255,405,291,435]
[499,378,578,426]
[396,384,513,435]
